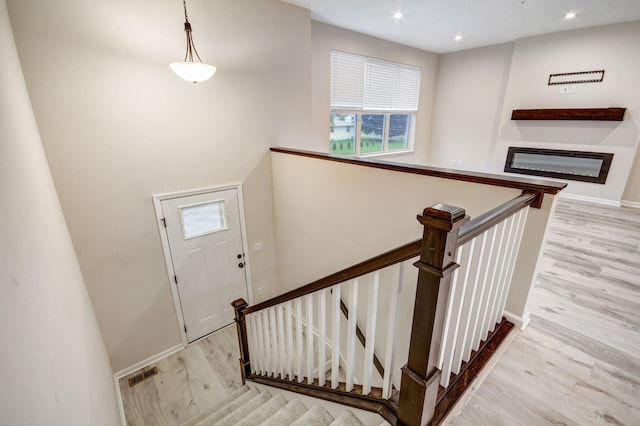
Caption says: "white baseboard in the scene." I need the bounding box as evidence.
[114,343,185,379]
[621,200,640,209]
[559,192,621,207]
[504,310,530,330]
[113,343,185,425]
[114,375,127,426]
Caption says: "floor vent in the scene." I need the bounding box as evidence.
[128,366,159,387]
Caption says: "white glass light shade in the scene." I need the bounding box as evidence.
[169,62,217,83]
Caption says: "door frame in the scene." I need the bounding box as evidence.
[153,183,254,346]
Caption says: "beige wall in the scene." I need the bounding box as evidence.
[429,42,514,171]
[0,0,120,423]
[430,22,640,203]
[272,151,523,288]
[7,0,311,371]
[309,22,439,165]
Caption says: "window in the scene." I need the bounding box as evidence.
[329,50,421,156]
[179,200,228,239]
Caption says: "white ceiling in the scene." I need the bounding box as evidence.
[281,0,640,53]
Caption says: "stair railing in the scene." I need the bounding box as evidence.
[234,190,540,425]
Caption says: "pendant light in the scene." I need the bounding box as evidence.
[169,0,216,83]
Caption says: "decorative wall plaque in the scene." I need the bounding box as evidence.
[548,70,605,85]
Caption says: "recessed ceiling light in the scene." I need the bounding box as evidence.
[392,10,404,20]
[454,34,463,42]
[564,11,577,20]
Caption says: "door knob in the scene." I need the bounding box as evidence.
[237,254,243,259]
[238,262,244,268]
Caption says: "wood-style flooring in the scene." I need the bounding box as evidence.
[448,198,640,425]
[120,197,640,426]
[119,325,243,426]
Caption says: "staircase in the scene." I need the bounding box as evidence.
[182,385,366,426]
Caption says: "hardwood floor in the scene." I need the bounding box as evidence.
[447,198,640,425]
[120,198,640,425]
[119,325,243,426]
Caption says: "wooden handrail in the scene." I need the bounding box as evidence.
[271,147,567,195]
[244,239,421,315]
[457,193,536,246]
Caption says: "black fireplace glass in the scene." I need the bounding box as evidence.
[504,147,613,184]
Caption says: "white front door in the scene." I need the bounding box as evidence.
[161,189,248,342]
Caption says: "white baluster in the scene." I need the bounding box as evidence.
[285,301,294,380]
[254,313,265,375]
[262,309,272,377]
[489,215,516,331]
[346,278,359,392]
[246,313,256,374]
[306,294,314,384]
[362,272,379,395]
[466,233,489,355]
[295,297,303,382]
[474,226,498,350]
[481,221,508,341]
[382,262,404,399]
[268,307,278,375]
[496,208,529,325]
[451,238,477,374]
[331,284,341,389]
[440,244,469,386]
[318,289,327,386]
[276,303,286,379]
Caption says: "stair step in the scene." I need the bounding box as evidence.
[183,386,250,426]
[259,399,308,426]
[211,390,272,425]
[290,405,334,426]
[331,410,365,426]
[236,394,287,426]
[192,387,260,426]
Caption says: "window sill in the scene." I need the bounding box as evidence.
[356,149,415,159]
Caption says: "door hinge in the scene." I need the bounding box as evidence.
[161,218,167,228]
[174,275,178,284]
[184,325,187,333]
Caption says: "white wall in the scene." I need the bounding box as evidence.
[430,22,640,203]
[7,0,311,371]
[0,0,120,423]
[310,22,439,165]
[429,43,514,171]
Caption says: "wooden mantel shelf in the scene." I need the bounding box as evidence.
[511,107,626,121]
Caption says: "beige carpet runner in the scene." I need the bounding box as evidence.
[181,385,365,426]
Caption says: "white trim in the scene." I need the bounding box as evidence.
[503,310,530,330]
[152,183,254,346]
[114,375,126,426]
[621,200,640,209]
[114,341,186,424]
[559,192,621,207]
[114,343,185,379]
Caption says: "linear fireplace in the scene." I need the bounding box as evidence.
[504,147,614,184]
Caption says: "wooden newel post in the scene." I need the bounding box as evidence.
[397,204,469,426]
[232,298,251,384]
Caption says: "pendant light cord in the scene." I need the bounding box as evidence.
[181,0,204,64]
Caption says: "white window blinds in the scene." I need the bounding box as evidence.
[330,50,421,111]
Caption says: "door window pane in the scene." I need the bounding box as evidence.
[180,201,228,239]
[361,114,384,154]
[388,114,410,151]
[330,113,356,155]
